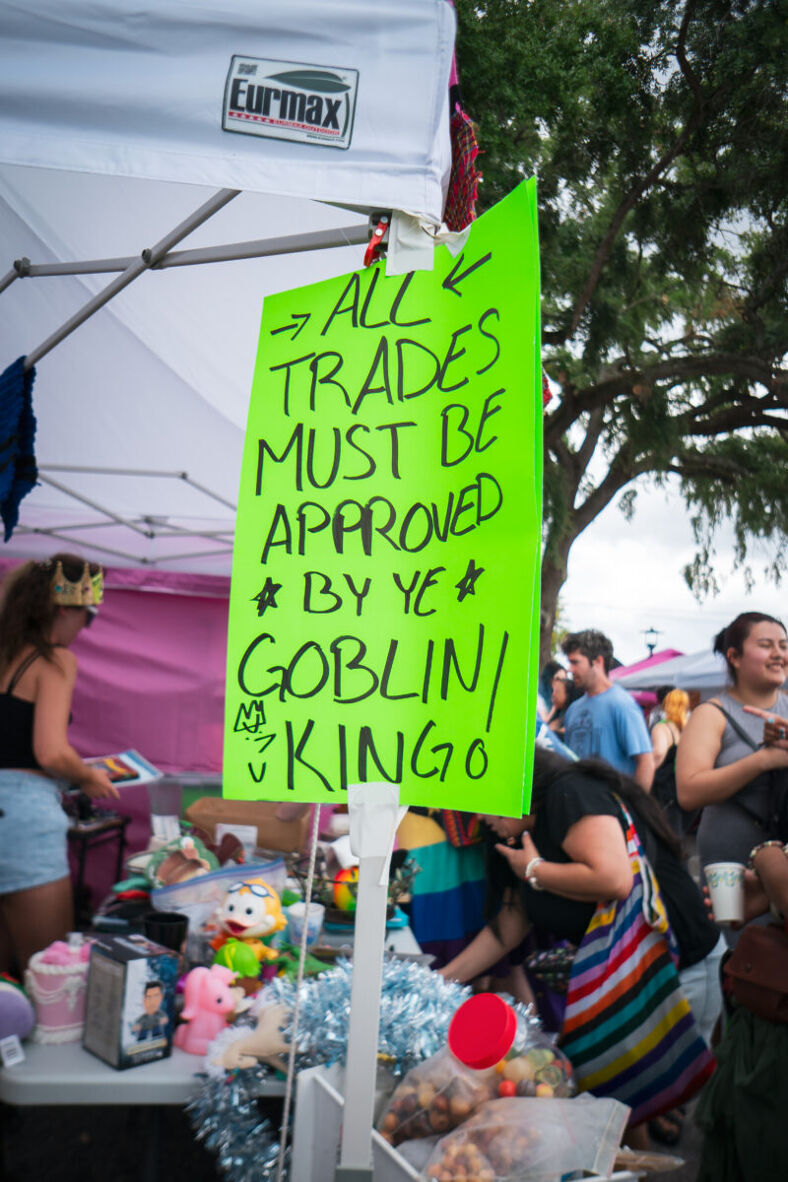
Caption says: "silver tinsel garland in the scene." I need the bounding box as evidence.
[187,957,469,1182]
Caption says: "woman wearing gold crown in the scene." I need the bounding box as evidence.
[0,554,119,973]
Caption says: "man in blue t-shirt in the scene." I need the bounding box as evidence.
[561,629,654,792]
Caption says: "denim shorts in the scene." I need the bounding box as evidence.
[0,771,70,894]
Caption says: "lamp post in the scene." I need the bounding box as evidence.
[644,626,661,657]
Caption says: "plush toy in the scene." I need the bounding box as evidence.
[0,973,35,1042]
[212,937,262,980]
[173,964,237,1055]
[145,835,218,889]
[211,877,286,964]
[212,1001,291,1072]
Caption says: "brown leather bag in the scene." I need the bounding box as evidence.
[724,923,788,1024]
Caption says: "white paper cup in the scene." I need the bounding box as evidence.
[705,862,745,924]
[286,902,325,948]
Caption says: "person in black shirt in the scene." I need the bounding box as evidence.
[441,748,725,1047]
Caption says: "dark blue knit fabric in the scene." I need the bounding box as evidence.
[0,356,37,541]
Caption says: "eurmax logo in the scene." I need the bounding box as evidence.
[223,57,358,150]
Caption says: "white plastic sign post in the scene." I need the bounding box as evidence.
[334,783,404,1182]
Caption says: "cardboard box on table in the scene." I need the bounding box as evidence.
[184,797,310,854]
[82,934,178,1070]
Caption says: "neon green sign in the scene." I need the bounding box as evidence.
[225,180,541,815]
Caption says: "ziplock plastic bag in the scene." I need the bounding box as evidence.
[151,857,285,931]
[447,994,575,1100]
[485,1023,574,1100]
[421,1095,630,1182]
[377,1046,498,1147]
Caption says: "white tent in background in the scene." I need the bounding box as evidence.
[615,649,732,693]
[0,0,455,573]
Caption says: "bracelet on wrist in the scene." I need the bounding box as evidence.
[747,840,785,874]
[525,856,544,891]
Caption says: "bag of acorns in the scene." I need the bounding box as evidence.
[377,1046,498,1147]
[422,1095,630,1182]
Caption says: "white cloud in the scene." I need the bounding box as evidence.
[559,478,785,666]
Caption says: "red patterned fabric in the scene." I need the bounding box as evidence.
[444,107,480,232]
[440,810,482,848]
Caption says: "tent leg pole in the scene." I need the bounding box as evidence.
[334,784,400,1181]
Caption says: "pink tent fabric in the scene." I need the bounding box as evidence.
[0,559,230,774]
[610,649,684,681]
[610,649,684,711]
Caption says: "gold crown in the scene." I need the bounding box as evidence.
[50,561,104,608]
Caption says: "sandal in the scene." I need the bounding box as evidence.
[648,1107,684,1147]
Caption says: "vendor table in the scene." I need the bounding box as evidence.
[1,927,425,1182]
[0,1042,247,1107]
[0,925,422,1107]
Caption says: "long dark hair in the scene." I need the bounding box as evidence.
[484,746,681,925]
[713,611,786,682]
[0,553,99,672]
[556,679,583,716]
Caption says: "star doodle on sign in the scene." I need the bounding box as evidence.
[455,559,485,602]
[252,578,282,616]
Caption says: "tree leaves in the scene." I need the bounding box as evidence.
[455,0,787,656]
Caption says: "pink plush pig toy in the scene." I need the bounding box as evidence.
[173,964,237,1055]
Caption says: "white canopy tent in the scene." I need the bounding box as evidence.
[616,648,734,693]
[0,4,460,1177]
[0,0,456,573]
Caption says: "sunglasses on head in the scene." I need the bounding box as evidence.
[227,881,272,898]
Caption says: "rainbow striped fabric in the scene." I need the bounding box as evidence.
[561,801,715,1125]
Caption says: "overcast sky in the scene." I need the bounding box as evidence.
[559,475,785,668]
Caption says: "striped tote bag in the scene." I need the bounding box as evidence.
[561,800,715,1125]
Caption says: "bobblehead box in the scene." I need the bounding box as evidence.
[82,933,178,1070]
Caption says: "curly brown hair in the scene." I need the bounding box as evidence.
[0,553,101,674]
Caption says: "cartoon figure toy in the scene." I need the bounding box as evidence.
[211,877,286,964]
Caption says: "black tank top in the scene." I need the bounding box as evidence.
[0,650,43,770]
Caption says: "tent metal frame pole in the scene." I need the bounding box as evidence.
[17,528,153,565]
[11,224,370,279]
[17,526,234,567]
[23,187,240,370]
[25,517,234,543]
[39,463,237,512]
[38,474,155,538]
[144,546,234,564]
[0,267,18,295]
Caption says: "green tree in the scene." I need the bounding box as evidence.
[455,0,788,664]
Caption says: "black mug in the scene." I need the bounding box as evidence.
[143,910,189,954]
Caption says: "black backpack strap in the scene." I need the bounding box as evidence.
[6,649,43,695]
[706,699,760,751]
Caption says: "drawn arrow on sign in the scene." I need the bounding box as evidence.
[442,251,492,296]
[271,312,311,339]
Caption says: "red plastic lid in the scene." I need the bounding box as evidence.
[447,993,516,1070]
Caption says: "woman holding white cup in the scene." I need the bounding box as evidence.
[677,612,788,888]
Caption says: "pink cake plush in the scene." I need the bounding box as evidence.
[24,938,91,1044]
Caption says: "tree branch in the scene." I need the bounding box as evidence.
[570,451,654,536]
[575,409,605,475]
[544,352,784,442]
